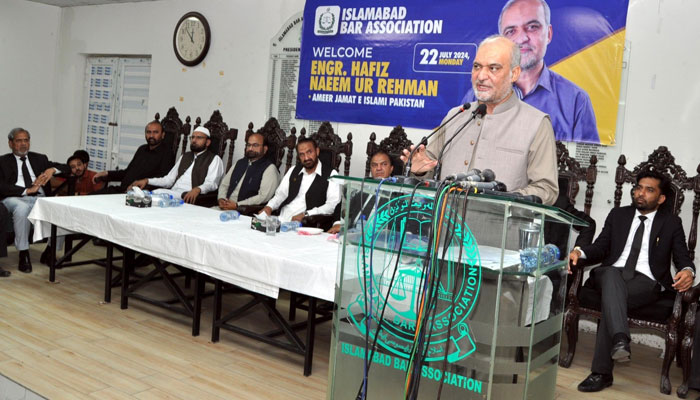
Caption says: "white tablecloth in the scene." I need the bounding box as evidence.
[28,195,339,301]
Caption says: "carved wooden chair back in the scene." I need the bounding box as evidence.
[614,146,699,258]
[247,117,287,172]
[155,107,183,156]
[555,141,598,215]
[297,122,353,176]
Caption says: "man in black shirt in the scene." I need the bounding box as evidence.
[92,121,175,193]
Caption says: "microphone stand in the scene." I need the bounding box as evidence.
[399,103,472,185]
[433,104,487,181]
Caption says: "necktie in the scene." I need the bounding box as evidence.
[20,157,34,189]
[622,215,647,280]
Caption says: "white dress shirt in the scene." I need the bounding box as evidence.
[610,209,657,281]
[266,160,340,222]
[578,209,694,285]
[148,150,224,198]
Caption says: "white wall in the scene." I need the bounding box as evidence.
[0,0,61,155]
[4,0,700,265]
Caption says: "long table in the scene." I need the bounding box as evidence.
[29,195,338,301]
[28,194,339,375]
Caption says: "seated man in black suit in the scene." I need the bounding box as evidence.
[569,169,696,392]
[261,137,340,223]
[92,120,175,193]
[327,149,394,234]
[0,128,69,272]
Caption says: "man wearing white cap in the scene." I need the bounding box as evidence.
[130,126,224,204]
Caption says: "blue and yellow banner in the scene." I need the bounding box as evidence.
[296,0,629,145]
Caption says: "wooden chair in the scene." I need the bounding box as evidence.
[177,116,193,158]
[285,126,299,173]
[155,107,183,156]
[678,286,700,398]
[555,141,597,215]
[203,110,238,170]
[560,146,700,395]
[365,125,412,177]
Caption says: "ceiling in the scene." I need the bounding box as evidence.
[24,0,156,7]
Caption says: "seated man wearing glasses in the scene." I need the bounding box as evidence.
[130,126,224,204]
[216,132,279,211]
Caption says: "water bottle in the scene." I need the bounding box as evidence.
[142,192,152,207]
[125,190,134,206]
[280,221,302,232]
[170,199,184,207]
[220,210,241,221]
[519,243,562,273]
[542,244,561,264]
[519,247,539,272]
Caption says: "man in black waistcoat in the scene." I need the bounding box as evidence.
[569,169,695,392]
[217,132,279,210]
[0,127,70,273]
[130,126,224,204]
[327,150,395,234]
[261,138,340,223]
[93,121,175,193]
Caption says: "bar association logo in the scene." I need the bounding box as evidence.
[314,6,340,36]
[347,194,482,363]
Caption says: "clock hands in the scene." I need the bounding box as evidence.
[187,28,194,43]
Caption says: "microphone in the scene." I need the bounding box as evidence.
[445,168,480,181]
[460,180,507,191]
[473,188,543,204]
[433,104,487,180]
[453,168,496,183]
[402,103,471,177]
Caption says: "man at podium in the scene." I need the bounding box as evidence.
[402,35,558,205]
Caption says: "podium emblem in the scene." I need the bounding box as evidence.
[347,194,482,363]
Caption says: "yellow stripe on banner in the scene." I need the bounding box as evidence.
[550,29,626,146]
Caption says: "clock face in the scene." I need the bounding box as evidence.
[173,12,211,66]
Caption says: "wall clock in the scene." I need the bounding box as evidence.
[173,12,211,67]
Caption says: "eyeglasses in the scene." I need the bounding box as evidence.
[245,143,262,148]
[190,135,208,141]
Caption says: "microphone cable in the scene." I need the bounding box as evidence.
[354,178,425,400]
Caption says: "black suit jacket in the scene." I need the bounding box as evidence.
[581,205,695,291]
[0,152,69,198]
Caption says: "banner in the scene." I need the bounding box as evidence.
[296,0,629,145]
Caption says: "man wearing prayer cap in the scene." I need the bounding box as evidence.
[130,126,224,204]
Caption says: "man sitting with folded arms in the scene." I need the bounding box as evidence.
[217,132,279,211]
[130,126,223,204]
[327,149,394,234]
[93,120,175,193]
[261,137,340,223]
